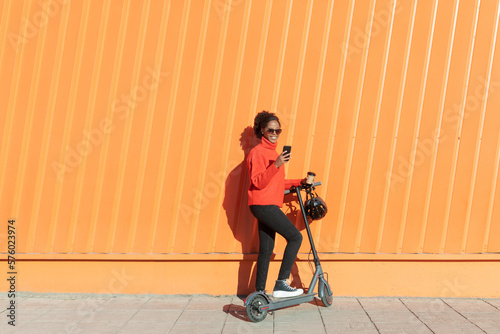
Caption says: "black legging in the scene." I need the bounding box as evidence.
[249,205,303,291]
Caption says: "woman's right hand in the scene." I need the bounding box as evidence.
[275,151,291,168]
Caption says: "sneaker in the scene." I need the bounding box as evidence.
[272,279,303,298]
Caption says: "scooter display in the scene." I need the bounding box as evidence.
[244,182,333,323]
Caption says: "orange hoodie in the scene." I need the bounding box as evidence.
[247,137,302,207]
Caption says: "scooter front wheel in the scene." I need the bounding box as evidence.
[320,282,333,307]
[246,294,268,322]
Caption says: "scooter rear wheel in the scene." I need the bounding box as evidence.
[246,294,268,322]
[321,282,333,307]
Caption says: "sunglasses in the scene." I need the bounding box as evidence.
[266,128,282,135]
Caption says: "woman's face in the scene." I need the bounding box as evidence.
[262,120,281,144]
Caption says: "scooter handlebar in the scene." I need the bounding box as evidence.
[284,181,322,195]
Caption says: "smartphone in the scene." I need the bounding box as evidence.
[283,145,292,155]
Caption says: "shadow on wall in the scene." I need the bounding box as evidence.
[223,126,304,297]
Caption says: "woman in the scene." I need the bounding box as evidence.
[247,110,307,298]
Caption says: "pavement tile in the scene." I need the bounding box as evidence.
[401,298,450,313]
[3,293,499,333]
[413,310,472,324]
[485,299,500,309]
[274,321,327,333]
[169,321,224,334]
[0,326,15,334]
[15,307,49,322]
[443,298,500,313]
[100,297,150,309]
[16,297,65,309]
[358,297,408,312]
[222,322,274,334]
[324,320,379,334]
[475,324,500,334]
[176,309,228,323]
[141,296,191,310]
[461,312,500,324]
[68,321,127,334]
[55,297,110,311]
[460,312,500,333]
[117,321,174,333]
[376,322,433,334]
[9,320,72,334]
[326,297,365,311]
[320,310,372,323]
[426,323,485,334]
[81,308,137,322]
[129,309,182,322]
[365,310,419,324]
[224,305,255,323]
[185,296,235,311]
[273,308,322,323]
[31,308,92,323]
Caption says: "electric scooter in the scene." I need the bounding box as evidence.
[244,182,333,322]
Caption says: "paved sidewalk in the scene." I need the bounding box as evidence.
[1,293,499,333]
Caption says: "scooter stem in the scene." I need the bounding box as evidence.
[295,186,320,266]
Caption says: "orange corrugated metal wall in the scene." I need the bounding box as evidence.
[1,0,499,268]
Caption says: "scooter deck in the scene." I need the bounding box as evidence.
[264,293,317,311]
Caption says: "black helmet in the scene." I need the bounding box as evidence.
[304,195,327,220]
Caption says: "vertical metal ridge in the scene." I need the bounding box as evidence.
[42,3,72,252]
[397,0,439,253]
[145,1,172,253]
[170,0,211,252]
[461,0,500,253]
[149,0,190,252]
[484,123,500,252]
[337,0,376,252]
[248,0,273,123]
[169,0,210,253]
[0,0,33,224]
[125,1,171,253]
[419,0,460,253]
[439,0,481,253]
[307,0,335,246]
[68,0,111,252]
[14,0,52,252]
[0,0,13,71]
[323,0,356,252]
[285,0,314,193]
[356,0,397,253]
[86,0,132,252]
[377,0,418,253]
[157,0,190,252]
[270,0,293,112]
[48,0,92,253]
[107,0,152,253]
[192,0,232,253]
[0,0,13,170]
[211,0,253,253]
[287,0,314,146]
[234,0,273,252]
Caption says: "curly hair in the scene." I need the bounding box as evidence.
[253,111,281,139]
